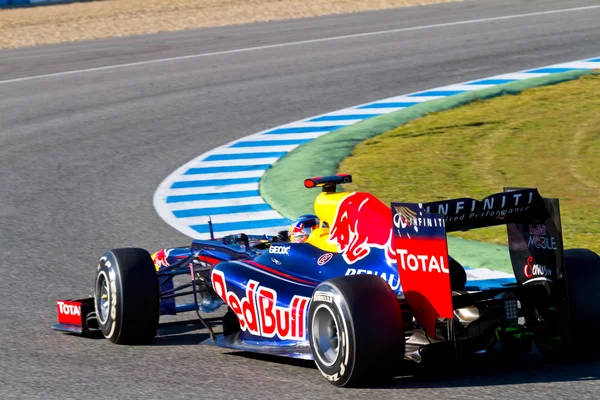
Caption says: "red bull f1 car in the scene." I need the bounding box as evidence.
[53,174,600,387]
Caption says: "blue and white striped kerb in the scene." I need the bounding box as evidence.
[153,57,600,240]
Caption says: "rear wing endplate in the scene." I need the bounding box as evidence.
[391,203,453,337]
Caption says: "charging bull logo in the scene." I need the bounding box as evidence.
[329,192,395,264]
[152,248,172,270]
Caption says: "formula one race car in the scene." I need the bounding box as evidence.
[53,174,600,387]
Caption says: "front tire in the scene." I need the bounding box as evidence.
[94,248,159,344]
[308,275,405,387]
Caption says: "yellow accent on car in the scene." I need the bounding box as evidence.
[150,251,161,271]
[305,191,352,253]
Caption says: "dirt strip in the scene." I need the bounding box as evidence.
[0,0,455,49]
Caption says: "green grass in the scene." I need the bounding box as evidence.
[340,74,600,252]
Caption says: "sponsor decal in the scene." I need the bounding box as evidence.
[527,224,558,250]
[529,224,546,236]
[393,206,445,233]
[57,301,81,316]
[523,256,552,280]
[396,249,449,274]
[395,205,417,228]
[269,245,290,255]
[317,253,333,266]
[528,235,558,251]
[345,268,401,291]
[57,300,82,326]
[313,291,333,303]
[270,257,282,266]
[152,248,172,269]
[106,260,117,327]
[426,190,533,216]
[329,192,396,265]
[212,270,310,340]
[424,189,537,227]
[94,255,119,338]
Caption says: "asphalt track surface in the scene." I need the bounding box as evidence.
[2,0,600,398]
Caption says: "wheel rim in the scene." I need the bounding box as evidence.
[311,304,340,367]
[95,271,110,325]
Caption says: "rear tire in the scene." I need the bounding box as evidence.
[308,275,405,387]
[535,248,600,359]
[94,248,160,344]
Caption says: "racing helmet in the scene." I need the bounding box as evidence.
[289,214,320,243]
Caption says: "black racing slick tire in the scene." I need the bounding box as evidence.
[308,275,405,387]
[94,248,160,345]
[535,248,600,359]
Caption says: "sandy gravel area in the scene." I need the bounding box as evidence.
[0,0,454,49]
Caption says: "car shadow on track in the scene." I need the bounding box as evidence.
[384,350,600,390]
[152,317,220,346]
[228,351,317,370]
[150,320,600,389]
[230,347,600,388]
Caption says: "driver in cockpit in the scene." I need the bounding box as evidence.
[288,214,321,243]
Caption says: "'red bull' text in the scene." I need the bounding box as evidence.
[212,270,310,340]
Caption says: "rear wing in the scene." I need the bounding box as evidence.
[423,188,546,231]
[421,188,564,285]
[391,188,565,336]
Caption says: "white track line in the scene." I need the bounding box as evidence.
[1,5,599,85]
